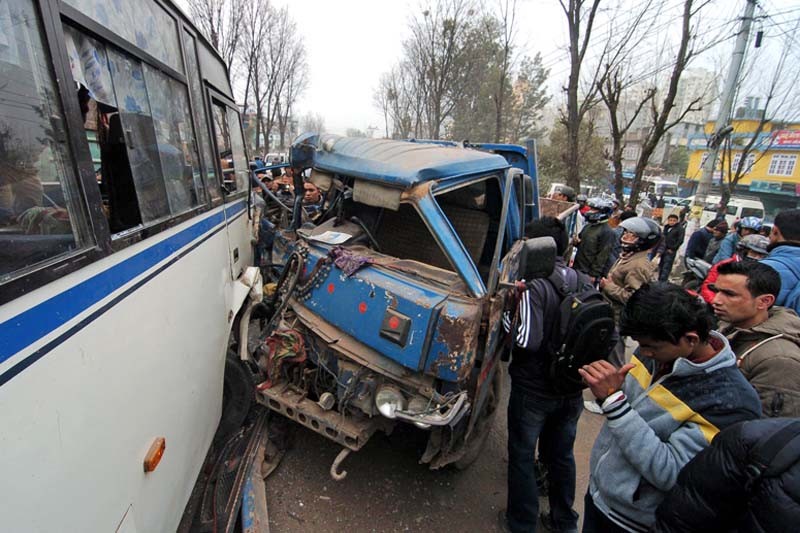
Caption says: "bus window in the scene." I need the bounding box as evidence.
[212,102,248,194]
[63,26,208,233]
[182,31,221,204]
[63,0,183,73]
[212,103,233,190]
[143,65,206,211]
[227,109,249,193]
[0,0,90,282]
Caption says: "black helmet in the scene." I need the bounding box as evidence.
[619,216,661,252]
[583,197,614,223]
[576,194,588,203]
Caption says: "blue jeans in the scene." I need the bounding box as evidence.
[507,387,582,532]
[658,250,677,282]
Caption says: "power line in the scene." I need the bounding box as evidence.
[546,0,744,80]
[533,0,690,75]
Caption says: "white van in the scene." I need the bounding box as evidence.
[688,195,765,227]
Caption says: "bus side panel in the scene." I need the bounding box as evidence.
[224,200,253,280]
[0,205,237,533]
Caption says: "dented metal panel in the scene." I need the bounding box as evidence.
[295,243,449,373]
[424,298,482,382]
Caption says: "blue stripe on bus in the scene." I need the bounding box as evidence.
[0,201,247,369]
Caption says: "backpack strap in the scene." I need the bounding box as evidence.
[738,334,785,362]
[744,420,800,491]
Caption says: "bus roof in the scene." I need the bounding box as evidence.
[294,134,510,188]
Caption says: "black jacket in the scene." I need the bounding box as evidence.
[662,223,685,253]
[653,418,800,533]
[574,222,615,277]
[503,260,582,398]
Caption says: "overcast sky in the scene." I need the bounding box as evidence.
[268,0,799,135]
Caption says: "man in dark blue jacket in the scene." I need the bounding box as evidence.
[684,219,719,260]
[500,217,587,533]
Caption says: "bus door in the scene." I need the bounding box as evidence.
[209,95,251,280]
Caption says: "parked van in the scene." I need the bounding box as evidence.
[688,195,766,226]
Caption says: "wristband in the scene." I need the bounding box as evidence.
[601,390,626,409]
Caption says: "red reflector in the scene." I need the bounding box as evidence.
[327,283,335,294]
[358,302,367,313]
[388,316,400,329]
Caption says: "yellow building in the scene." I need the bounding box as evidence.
[684,118,800,216]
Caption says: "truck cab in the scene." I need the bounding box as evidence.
[256,134,542,470]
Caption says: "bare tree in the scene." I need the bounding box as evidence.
[373,74,392,138]
[717,17,800,212]
[626,0,705,204]
[187,0,245,71]
[558,0,602,191]
[491,0,517,142]
[599,70,656,203]
[276,29,308,150]
[595,1,660,203]
[377,65,421,139]
[237,0,271,153]
[300,113,325,135]
[404,0,477,139]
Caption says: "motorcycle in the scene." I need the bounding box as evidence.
[682,256,712,291]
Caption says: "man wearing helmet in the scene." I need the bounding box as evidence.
[762,208,800,315]
[710,260,800,417]
[573,198,616,280]
[700,234,770,304]
[599,217,660,367]
[551,185,577,203]
[713,216,762,264]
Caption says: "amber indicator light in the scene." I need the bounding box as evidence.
[143,437,166,473]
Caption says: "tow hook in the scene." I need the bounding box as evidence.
[330,447,351,481]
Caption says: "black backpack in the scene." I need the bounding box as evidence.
[546,267,616,394]
[744,420,800,492]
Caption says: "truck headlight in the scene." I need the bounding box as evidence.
[375,385,405,419]
[407,397,432,429]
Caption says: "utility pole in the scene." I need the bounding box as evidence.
[691,0,757,220]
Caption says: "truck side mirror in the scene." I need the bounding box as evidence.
[519,236,556,280]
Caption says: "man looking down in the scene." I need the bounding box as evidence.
[579,283,761,532]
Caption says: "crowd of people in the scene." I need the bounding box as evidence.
[500,193,800,533]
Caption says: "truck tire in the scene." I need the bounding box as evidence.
[218,353,257,439]
[453,362,505,470]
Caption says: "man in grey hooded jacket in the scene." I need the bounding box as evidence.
[578,283,761,532]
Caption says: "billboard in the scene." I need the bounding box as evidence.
[773,130,800,148]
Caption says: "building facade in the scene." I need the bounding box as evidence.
[684,117,800,218]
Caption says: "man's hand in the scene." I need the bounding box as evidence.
[599,277,609,289]
[578,361,635,401]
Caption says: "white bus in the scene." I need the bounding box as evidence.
[0,0,259,530]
